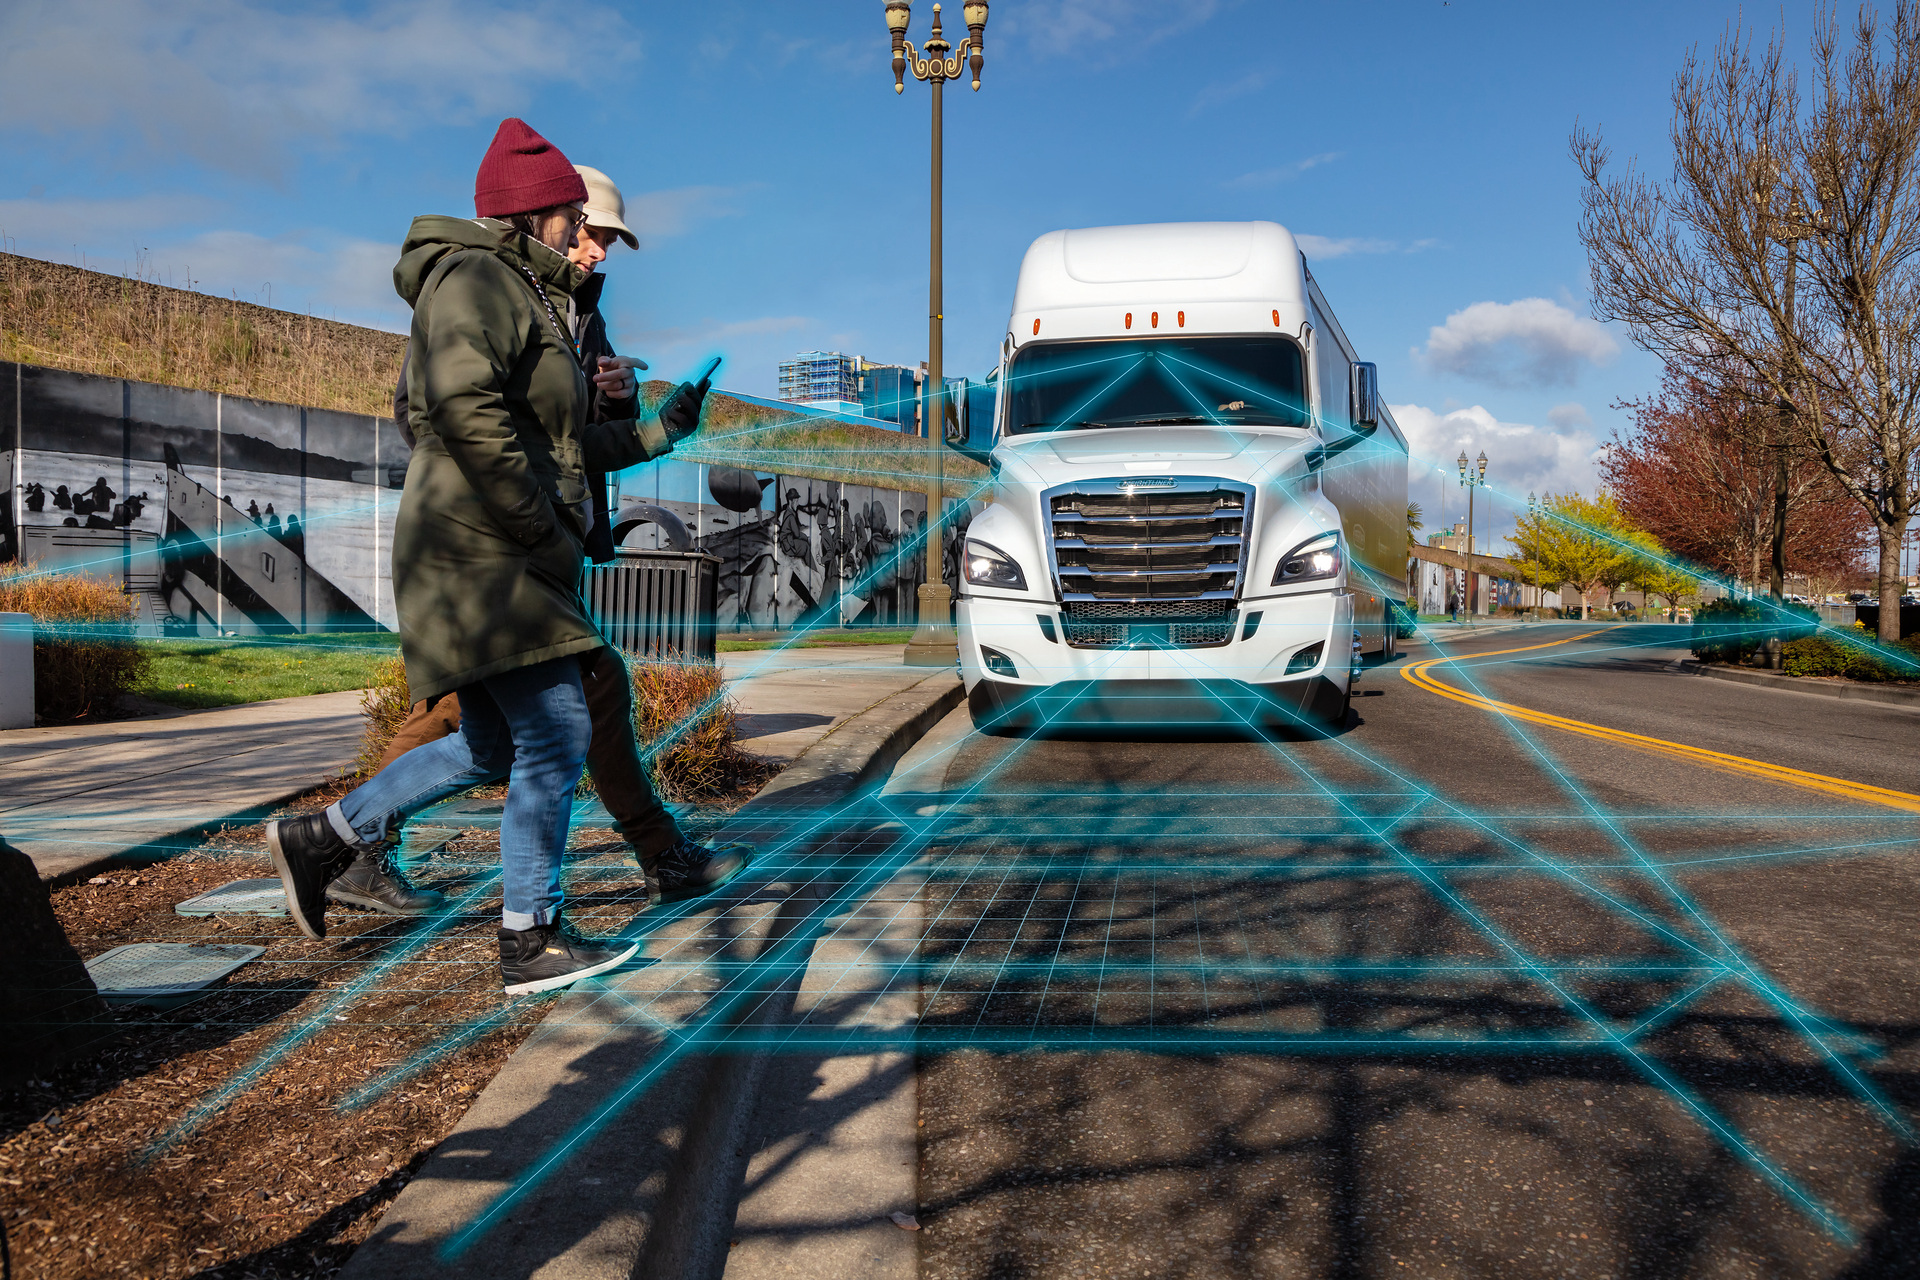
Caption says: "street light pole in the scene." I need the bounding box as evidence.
[1528,491,1541,620]
[1457,450,1488,617]
[890,0,987,667]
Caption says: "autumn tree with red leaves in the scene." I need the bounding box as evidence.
[1603,369,1871,588]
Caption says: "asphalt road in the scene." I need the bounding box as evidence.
[899,624,1920,1280]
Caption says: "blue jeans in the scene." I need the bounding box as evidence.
[328,655,591,930]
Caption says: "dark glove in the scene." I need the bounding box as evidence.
[659,375,710,443]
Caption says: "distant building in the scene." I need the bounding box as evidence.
[1428,520,1473,555]
[777,351,863,416]
[859,361,924,432]
[777,351,972,435]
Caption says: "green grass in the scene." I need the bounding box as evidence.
[716,628,916,652]
[135,633,400,708]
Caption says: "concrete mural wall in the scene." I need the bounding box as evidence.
[2,361,967,635]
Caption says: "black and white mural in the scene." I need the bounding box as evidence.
[3,361,971,635]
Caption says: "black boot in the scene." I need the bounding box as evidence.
[652,839,754,905]
[497,915,639,995]
[326,850,446,916]
[266,811,359,941]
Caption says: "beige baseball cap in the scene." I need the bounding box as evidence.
[574,165,638,251]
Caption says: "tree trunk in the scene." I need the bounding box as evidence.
[1770,444,1788,600]
[1879,522,1904,644]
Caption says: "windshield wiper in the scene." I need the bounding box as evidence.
[1092,415,1214,426]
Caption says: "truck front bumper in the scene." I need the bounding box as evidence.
[956,591,1353,731]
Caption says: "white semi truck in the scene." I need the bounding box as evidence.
[949,220,1409,733]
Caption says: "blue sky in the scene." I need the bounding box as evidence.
[0,0,1870,550]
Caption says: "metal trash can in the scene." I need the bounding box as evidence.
[585,549,720,661]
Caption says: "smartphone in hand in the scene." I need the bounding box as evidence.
[695,356,722,388]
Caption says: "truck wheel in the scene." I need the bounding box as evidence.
[1325,679,1351,730]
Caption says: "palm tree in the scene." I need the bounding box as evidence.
[1406,502,1424,551]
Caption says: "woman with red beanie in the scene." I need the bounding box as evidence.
[265,119,712,994]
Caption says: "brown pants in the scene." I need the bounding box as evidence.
[373,646,684,871]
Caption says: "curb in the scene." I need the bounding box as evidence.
[338,669,964,1280]
[1675,659,1920,708]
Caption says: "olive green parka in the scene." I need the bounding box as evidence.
[390,215,675,699]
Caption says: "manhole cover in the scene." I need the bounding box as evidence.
[85,943,266,1007]
[175,878,288,917]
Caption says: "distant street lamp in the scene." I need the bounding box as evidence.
[889,0,988,666]
[1457,450,1488,616]
[1527,490,1542,620]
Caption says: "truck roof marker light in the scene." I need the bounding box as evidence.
[1151,311,1160,328]
[1272,309,1280,327]
[1177,310,1186,327]
[1124,312,1132,329]
[1032,318,1040,335]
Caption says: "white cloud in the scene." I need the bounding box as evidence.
[0,194,221,252]
[1296,234,1398,260]
[1414,297,1619,389]
[1224,152,1343,190]
[0,0,637,179]
[625,186,753,247]
[629,314,812,351]
[1548,402,1593,430]
[999,0,1223,59]
[1393,401,1605,548]
[1188,71,1270,119]
[0,195,406,329]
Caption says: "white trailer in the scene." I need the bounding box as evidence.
[950,220,1408,732]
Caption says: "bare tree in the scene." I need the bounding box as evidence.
[1574,5,1920,642]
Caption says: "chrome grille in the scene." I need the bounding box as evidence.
[1049,483,1249,603]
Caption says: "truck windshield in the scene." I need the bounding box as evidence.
[1006,336,1308,435]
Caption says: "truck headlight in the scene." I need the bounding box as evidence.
[965,539,1027,591]
[1273,531,1341,585]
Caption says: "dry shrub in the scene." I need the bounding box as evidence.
[629,654,767,800]
[353,653,769,802]
[0,562,150,721]
[355,656,413,776]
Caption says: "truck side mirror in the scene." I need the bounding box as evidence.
[1350,362,1380,429]
[946,377,996,465]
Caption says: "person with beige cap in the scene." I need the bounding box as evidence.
[328,146,751,944]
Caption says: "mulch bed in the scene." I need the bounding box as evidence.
[2,771,767,1279]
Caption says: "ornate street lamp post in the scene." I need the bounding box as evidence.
[1457,450,1487,616]
[889,0,987,666]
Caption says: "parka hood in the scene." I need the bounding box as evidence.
[392,214,588,307]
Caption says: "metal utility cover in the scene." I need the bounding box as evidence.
[84,943,266,1007]
[174,878,288,917]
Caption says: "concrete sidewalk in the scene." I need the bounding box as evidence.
[0,690,367,884]
[2,644,936,885]
[338,662,964,1280]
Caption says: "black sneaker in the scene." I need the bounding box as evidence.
[326,850,446,916]
[653,839,754,905]
[266,811,360,941]
[498,916,640,995]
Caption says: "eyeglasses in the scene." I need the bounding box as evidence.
[560,207,588,231]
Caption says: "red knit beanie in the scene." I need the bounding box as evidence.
[474,118,589,218]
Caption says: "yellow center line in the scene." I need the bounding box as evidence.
[1401,629,1920,814]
